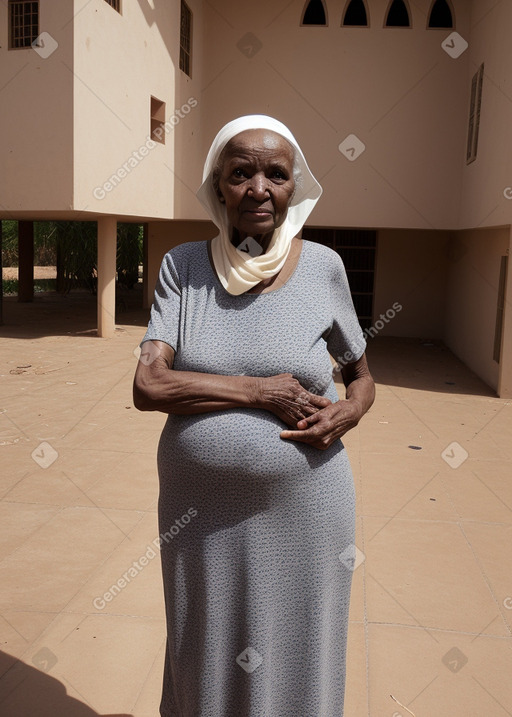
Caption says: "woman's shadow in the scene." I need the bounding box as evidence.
[0,650,133,717]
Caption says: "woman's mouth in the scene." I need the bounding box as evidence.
[244,209,272,217]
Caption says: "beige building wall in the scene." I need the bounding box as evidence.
[0,0,74,215]
[196,0,469,230]
[443,226,509,393]
[72,0,206,222]
[458,0,512,229]
[74,0,178,220]
[373,229,450,338]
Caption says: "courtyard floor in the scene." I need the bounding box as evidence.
[0,291,511,716]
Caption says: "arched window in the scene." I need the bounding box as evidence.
[301,0,327,26]
[384,0,411,27]
[342,0,369,27]
[428,0,454,28]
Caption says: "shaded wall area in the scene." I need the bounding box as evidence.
[144,220,216,308]
[373,226,511,395]
[373,229,450,340]
[444,226,511,394]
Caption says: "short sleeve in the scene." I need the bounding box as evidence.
[323,251,366,366]
[140,251,182,351]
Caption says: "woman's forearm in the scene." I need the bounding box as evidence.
[133,358,330,423]
[133,358,256,414]
[344,374,375,421]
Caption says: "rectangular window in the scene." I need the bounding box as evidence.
[9,0,39,49]
[150,96,166,144]
[493,255,508,363]
[466,63,484,165]
[180,1,192,77]
[104,0,121,12]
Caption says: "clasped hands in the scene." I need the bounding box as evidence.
[254,373,362,451]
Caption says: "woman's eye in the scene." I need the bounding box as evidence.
[233,168,246,178]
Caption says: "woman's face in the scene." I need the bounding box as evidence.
[216,129,296,244]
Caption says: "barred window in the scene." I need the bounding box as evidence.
[180,1,192,78]
[104,0,121,12]
[9,0,39,49]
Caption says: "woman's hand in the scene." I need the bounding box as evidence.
[253,373,331,427]
[279,398,362,450]
[279,353,375,450]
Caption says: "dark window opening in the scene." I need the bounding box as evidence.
[8,0,38,49]
[385,0,411,27]
[428,0,453,28]
[302,0,327,26]
[104,0,121,12]
[342,0,368,26]
[180,0,192,77]
[302,228,377,331]
[467,63,484,164]
[150,97,166,145]
[493,256,508,363]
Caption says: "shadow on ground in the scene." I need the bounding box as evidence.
[0,289,149,339]
[0,651,132,717]
[1,289,496,397]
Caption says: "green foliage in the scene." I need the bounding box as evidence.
[2,279,57,296]
[1,220,143,295]
[117,223,143,289]
[1,220,56,266]
[2,279,18,296]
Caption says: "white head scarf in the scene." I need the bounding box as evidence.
[196,115,323,295]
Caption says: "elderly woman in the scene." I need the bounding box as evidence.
[133,115,375,716]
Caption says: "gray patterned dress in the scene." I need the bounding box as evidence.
[141,239,366,717]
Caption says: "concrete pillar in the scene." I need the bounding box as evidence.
[18,221,34,302]
[97,216,117,338]
[497,227,512,398]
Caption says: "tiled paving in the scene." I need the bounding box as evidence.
[1,292,511,716]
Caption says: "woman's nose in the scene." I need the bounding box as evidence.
[247,173,269,199]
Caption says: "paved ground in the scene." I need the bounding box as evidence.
[2,266,57,280]
[0,291,511,716]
